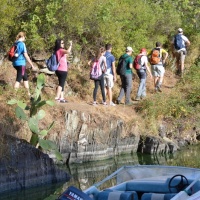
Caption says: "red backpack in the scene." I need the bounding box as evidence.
[133,55,143,70]
[8,43,19,61]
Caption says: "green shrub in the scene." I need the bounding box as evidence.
[136,65,200,121]
[7,73,62,161]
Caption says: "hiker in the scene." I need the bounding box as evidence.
[54,39,72,103]
[134,48,152,101]
[172,28,190,76]
[12,32,37,96]
[148,42,168,92]
[116,47,134,105]
[88,47,107,106]
[104,44,116,106]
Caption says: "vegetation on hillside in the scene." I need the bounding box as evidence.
[0,0,199,59]
[0,0,199,139]
[136,61,200,135]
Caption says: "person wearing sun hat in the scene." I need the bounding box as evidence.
[135,48,152,101]
[116,46,134,105]
[172,28,191,76]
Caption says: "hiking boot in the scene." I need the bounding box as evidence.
[116,100,121,105]
[55,97,60,102]
[60,99,68,103]
[157,85,162,92]
[102,101,107,106]
[125,101,134,106]
[175,69,180,75]
[135,96,140,101]
[93,101,98,106]
[110,102,116,106]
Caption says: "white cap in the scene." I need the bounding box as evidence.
[126,46,133,52]
[178,28,183,33]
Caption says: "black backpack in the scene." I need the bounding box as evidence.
[117,55,130,76]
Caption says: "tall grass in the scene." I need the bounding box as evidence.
[136,63,200,134]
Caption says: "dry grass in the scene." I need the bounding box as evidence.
[0,48,199,145]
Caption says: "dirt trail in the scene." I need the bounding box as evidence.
[0,62,179,123]
[52,69,179,122]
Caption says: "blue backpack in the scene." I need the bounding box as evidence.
[46,53,62,71]
[174,34,184,50]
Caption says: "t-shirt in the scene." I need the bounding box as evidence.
[121,53,133,74]
[99,55,106,72]
[12,41,27,67]
[104,51,115,75]
[140,55,148,69]
[56,49,68,72]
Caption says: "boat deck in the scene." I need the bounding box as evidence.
[84,165,200,200]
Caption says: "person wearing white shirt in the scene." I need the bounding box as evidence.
[135,48,152,101]
[172,28,190,76]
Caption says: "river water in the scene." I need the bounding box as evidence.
[1,144,200,200]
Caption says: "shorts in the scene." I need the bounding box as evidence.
[104,74,114,88]
[151,65,165,77]
[175,50,186,62]
[55,70,68,91]
[14,66,28,82]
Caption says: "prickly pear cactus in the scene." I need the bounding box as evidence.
[7,73,62,161]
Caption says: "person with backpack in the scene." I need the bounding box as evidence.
[148,42,168,92]
[88,47,107,106]
[104,44,116,106]
[134,48,152,101]
[172,28,190,76]
[116,47,134,105]
[54,39,72,103]
[11,32,37,97]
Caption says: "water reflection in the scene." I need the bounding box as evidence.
[64,145,200,191]
[1,144,200,200]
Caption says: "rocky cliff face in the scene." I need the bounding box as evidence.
[57,110,140,164]
[48,105,198,164]
[0,134,70,193]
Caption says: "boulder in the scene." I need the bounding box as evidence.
[0,134,70,193]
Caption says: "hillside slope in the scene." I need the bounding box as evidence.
[0,59,179,138]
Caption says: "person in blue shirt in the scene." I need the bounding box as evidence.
[104,44,116,106]
[12,32,36,96]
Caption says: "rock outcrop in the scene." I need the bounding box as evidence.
[0,134,70,193]
[48,107,198,164]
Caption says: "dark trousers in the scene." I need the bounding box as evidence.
[93,75,106,102]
